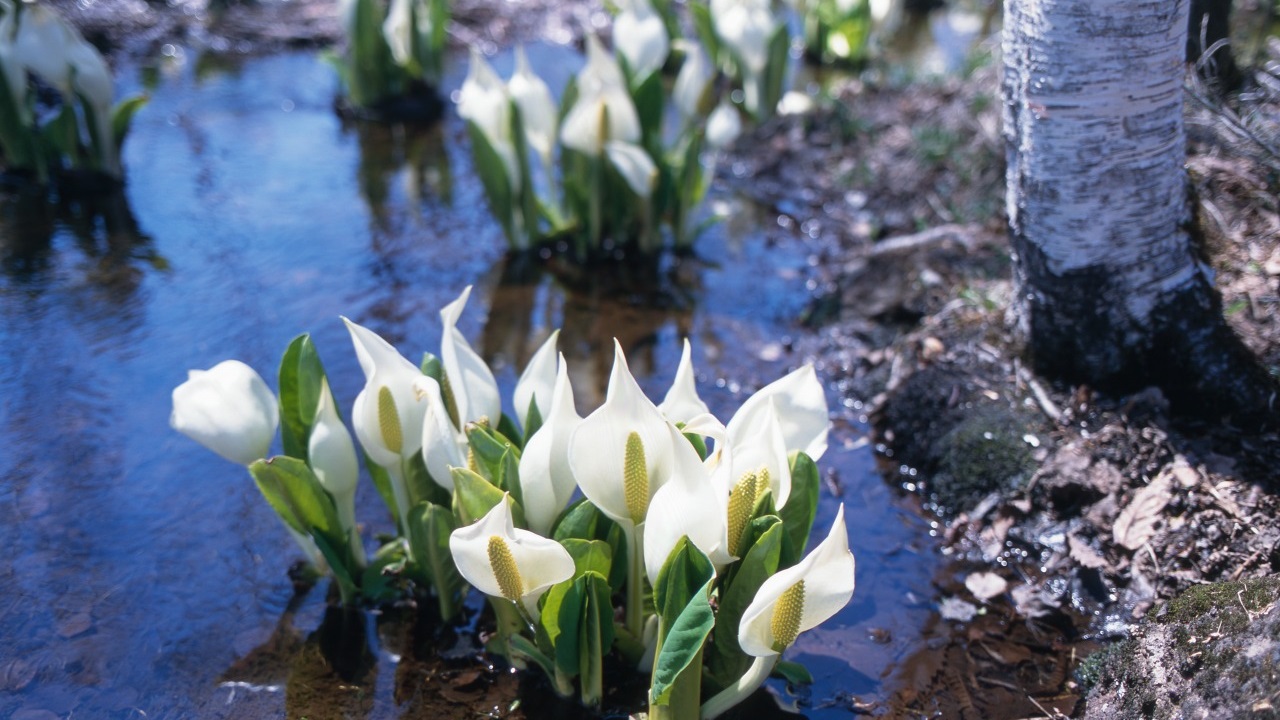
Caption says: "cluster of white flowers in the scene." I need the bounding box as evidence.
[172,285,855,717]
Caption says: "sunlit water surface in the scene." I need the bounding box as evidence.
[0,47,942,719]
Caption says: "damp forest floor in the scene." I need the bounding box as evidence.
[51,1,1280,718]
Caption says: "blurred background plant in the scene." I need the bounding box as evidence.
[460,28,743,260]
[0,0,145,187]
[330,0,448,118]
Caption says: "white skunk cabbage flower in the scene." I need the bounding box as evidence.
[658,338,710,426]
[614,0,669,83]
[710,0,778,78]
[568,340,674,528]
[458,49,520,191]
[513,329,560,433]
[738,504,855,656]
[449,496,576,617]
[415,373,466,490]
[560,34,640,156]
[726,364,828,461]
[342,317,427,470]
[672,40,712,122]
[171,360,279,466]
[643,419,733,584]
[308,378,362,556]
[507,46,558,166]
[438,285,501,429]
[517,357,583,535]
[706,101,743,149]
[603,140,656,198]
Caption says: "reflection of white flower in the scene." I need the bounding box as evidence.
[560,35,640,156]
[382,0,414,66]
[171,360,279,466]
[449,496,575,617]
[614,0,669,83]
[738,505,855,656]
[517,357,582,535]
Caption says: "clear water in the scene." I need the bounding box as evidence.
[0,47,941,718]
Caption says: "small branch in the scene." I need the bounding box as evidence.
[866,223,981,257]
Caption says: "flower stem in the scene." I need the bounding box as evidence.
[700,655,778,720]
[625,523,646,639]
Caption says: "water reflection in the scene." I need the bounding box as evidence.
[347,119,453,230]
[0,187,165,290]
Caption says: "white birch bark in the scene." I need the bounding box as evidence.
[1002,0,1277,423]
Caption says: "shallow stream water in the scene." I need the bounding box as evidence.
[2,46,964,719]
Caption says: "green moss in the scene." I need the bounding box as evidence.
[931,407,1036,513]
[1158,577,1280,628]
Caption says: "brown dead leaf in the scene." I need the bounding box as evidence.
[1113,475,1173,551]
[1067,534,1107,569]
[965,572,1009,601]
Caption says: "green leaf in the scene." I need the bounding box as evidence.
[578,572,614,706]
[365,455,400,527]
[450,467,527,527]
[360,540,408,603]
[277,334,326,461]
[498,412,527,450]
[521,398,543,445]
[548,575,584,676]
[466,422,520,482]
[405,451,451,508]
[779,451,820,566]
[110,94,149,153]
[651,573,715,704]
[248,456,343,540]
[708,516,784,687]
[560,539,613,578]
[761,23,791,121]
[406,501,465,620]
[653,538,715,631]
[630,69,665,152]
[773,659,814,685]
[467,119,518,248]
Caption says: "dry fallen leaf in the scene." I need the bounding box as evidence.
[964,572,1009,602]
[939,597,979,622]
[1113,475,1173,551]
[1067,534,1108,569]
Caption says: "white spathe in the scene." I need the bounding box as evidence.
[458,49,520,191]
[672,41,712,121]
[614,0,669,83]
[559,34,641,156]
[439,285,502,428]
[706,101,743,149]
[513,329,560,433]
[308,378,360,499]
[517,357,583,535]
[604,140,657,198]
[567,339,674,527]
[738,504,855,656]
[507,46,558,164]
[726,364,828,461]
[643,421,733,584]
[658,338,710,425]
[171,360,279,466]
[415,374,467,490]
[449,496,576,616]
[342,317,427,469]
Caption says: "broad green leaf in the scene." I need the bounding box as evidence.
[779,451,820,566]
[521,398,543,445]
[548,575,584,676]
[578,572,614,706]
[498,412,526,450]
[406,501,465,620]
[405,451,451,508]
[773,659,814,685]
[110,94,149,152]
[650,582,714,705]
[707,516,784,686]
[313,530,359,602]
[497,448,523,508]
[653,538,714,630]
[560,538,613,578]
[360,540,408,603]
[762,23,790,121]
[248,456,342,540]
[467,422,520,481]
[419,352,444,382]
[365,455,400,526]
[450,467,527,527]
[278,334,326,460]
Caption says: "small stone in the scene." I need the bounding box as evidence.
[921,337,945,361]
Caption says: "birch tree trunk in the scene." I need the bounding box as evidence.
[1002,0,1275,426]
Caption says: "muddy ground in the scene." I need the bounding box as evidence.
[45,0,1280,717]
